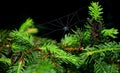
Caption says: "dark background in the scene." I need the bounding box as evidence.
[0,0,89,29]
[0,0,119,41]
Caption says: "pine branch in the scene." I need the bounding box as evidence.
[41,43,87,67]
[19,18,34,32]
[88,1,103,21]
[10,30,34,48]
[7,60,25,73]
[94,61,119,73]
[0,55,11,65]
[102,28,119,38]
[24,59,56,73]
[61,33,80,48]
[84,42,120,56]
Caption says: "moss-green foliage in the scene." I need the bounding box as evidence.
[0,1,120,73]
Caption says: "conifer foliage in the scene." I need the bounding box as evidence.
[0,1,120,73]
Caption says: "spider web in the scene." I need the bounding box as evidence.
[36,6,87,41]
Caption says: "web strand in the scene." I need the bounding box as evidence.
[38,6,87,40]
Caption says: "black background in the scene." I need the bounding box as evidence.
[0,0,119,41]
[0,0,89,28]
